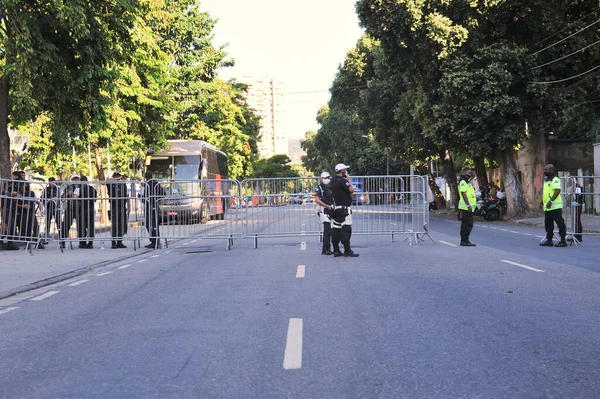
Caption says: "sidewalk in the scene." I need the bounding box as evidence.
[0,240,153,301]
[513,213,600,233]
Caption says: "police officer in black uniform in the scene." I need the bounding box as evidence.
[143,170,166,249]
[78,176,97,248]
[330,163,359,257]
[313,171,334,255]
[107,172,128,249]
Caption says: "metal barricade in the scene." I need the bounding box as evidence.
[563,176,600,244]
[1,178,52,251]
[241,175,432,247]
[57,180,146,251]
[150,179,242,250]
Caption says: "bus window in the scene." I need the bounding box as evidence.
[173,155,201,180]
[148,156,172,179]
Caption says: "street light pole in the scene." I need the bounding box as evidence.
[386,154,390,176]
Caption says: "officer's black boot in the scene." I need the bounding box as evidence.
[117,240,127,249]
[111,241,118,249]
[331,229,343,257]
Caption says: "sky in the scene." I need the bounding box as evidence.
[200,0,364,140]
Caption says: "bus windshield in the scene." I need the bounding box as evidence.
[148,156,201,180]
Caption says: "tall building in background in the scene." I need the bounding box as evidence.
[239,76,286,158]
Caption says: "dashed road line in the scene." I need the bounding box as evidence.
[68,279,89,287]
[283,318,303,370]
[118,264,132,269]
[164,250,172,254]
[95,271,113,277]
[296,265,305,278]
[439,240,458,247]
[150,255,160,258]
[136,260,147,264]
[31,291,59,301]
[182,242,190,246]
[501,260,545,273]
[0,307,19,315]
[509,231,520,234]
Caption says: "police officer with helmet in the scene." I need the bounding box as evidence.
[329,163,359,257]
[313,171,334,255]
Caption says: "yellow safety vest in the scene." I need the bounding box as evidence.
[458,180,476,211]
[542,176,563,211]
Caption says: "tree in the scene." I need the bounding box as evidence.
[250,154,299,179]
[0,0,141,178]
[356,0,600,218]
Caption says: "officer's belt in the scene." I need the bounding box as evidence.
[333,205,350,209]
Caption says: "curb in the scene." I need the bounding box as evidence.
[0,248,152,301]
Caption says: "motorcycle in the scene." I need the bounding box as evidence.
[458,192,502,221]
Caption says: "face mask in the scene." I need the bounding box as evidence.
[544,172,553,177]
[322,178,330,185]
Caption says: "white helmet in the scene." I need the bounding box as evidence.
[320,171,331,179]
[335,163,350,172]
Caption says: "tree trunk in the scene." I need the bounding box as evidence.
[0,77,11,179]
[496,148,530,219]
[474,156,488,192]
[440,150,459,211]
[416,161,446,209]
[92,142,106,181]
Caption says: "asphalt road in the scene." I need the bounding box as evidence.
[1,214,600,398]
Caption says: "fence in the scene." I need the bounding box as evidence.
[1,175,432,252]
[241,175,432,247]
[562,176,600,244]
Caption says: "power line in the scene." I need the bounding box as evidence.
[531,17,600,56]
[531,63,600,84]
[532,7,600,48]
[531,38,600,70]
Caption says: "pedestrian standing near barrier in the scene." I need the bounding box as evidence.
[41,177,60,243]
[313,171,334,255]
[458,167,477,246]
[107,172,128,249]
[330,163,359,257]
[540,164,567,247]
[60,173,81,249]
[143,171,166,249]
[78,176,97,248]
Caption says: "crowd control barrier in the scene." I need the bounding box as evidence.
[2,175,432,252]
[562,176,600,245]
[241,175,433,248]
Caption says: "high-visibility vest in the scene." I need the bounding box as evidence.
[543,176,563,211]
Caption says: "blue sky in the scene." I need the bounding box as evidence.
[201,0,364,139]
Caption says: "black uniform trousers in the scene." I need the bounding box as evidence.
[110,201,127,245]
[145,206,160,244]
[544,208,566,241]
[460,209,474,243]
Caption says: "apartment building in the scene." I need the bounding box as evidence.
[239,76,287,158]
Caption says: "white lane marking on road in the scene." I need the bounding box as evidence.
[536,235,545,239]
[490,227,498,229]
[439,240,458,247]
[296,265,305,278]
[509,231,520,234]
[192,240,198,243]
[501,260,545,273]
[0,307,19,315]
[499,229,509,232]
[136,260,147,263]
[68,279,89,287]
[165,250,172,254]
[31,291,59,301]
[283,318,303,370]
[183,242,190,246]
[523,233,533,236]
[95,271,113,277]
[118,264,131,269]
[150,255,160,258]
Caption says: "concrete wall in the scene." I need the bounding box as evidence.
[516,134,595,207]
